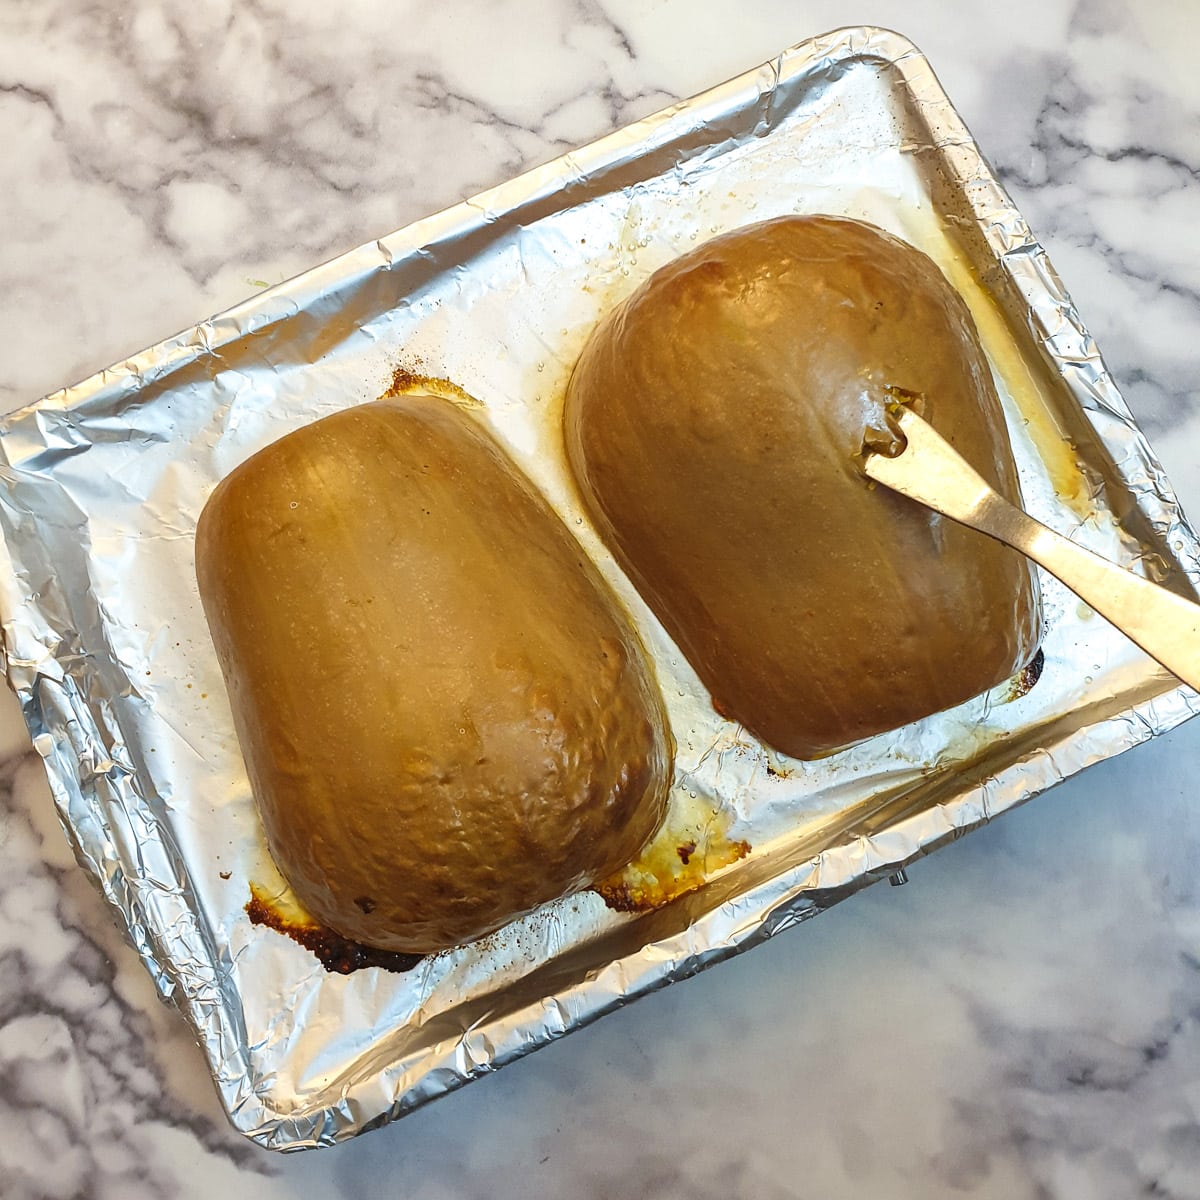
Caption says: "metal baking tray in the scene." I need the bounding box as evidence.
[2,26,1197,1149]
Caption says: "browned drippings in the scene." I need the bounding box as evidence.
[1005,646,1045,702]
[246,883,423,975]
[383,366,482,408]
[934,249,1093,519]
[594,793,750,913]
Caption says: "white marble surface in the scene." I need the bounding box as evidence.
[2,1,1200,1196]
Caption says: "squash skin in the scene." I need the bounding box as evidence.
[196,395,672,953]
[564,215,1041,759]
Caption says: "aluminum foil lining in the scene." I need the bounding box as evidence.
[2,26,1197,1149]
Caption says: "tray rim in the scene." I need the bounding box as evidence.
[3,24,1198,1149]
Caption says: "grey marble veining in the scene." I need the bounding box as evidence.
[2,0,1200,1196]
[988,4,1200,442]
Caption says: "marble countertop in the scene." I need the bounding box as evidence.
[3,1,1200,1196]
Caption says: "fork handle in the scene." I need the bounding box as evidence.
[971,490,1200,690]
[866,408,1200,691]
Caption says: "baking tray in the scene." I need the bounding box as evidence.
[2,26,1197,1149]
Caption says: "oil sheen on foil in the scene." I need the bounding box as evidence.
[0,27,1197,1149]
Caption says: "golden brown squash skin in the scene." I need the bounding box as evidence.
[564,215,1040,759]
[196,395,672,953]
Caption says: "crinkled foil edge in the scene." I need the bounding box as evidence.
[2,27,1198,1149]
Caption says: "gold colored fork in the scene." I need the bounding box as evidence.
[862,405,1200,691]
